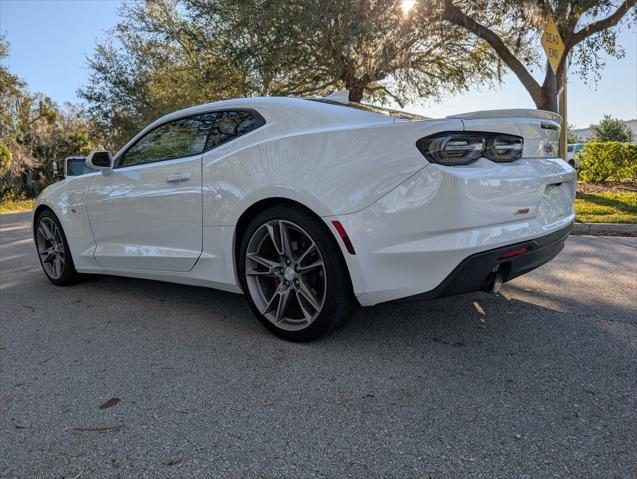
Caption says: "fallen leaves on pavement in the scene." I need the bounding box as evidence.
[99,397,121,409]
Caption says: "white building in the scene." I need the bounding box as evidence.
[571,119,637,143]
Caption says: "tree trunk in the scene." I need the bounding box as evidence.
[348,87,364,103]
[442,0,636,114]
[536,85,558,112]
[536,64,559,113]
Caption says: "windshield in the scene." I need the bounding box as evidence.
[307,98,429,121]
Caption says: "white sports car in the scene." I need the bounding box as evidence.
[33,95,576,341]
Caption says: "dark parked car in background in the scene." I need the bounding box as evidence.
[52,156,97,180]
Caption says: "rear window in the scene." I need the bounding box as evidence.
[307,98,428,121]
[205,110,265,150]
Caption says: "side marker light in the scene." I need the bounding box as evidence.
[332,221,356,255]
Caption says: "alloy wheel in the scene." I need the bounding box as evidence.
[244,219,327,331]
[36,217,66,280]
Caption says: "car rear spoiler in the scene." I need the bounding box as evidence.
[447,109,562,124]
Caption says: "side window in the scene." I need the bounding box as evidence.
[205,110,265,151]
[119,114,216,167]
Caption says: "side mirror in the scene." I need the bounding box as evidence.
[86,150,113,175]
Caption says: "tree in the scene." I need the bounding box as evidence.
[79,0,252,150]
[1,35,54,184]
[441,0,636,112]
[80,0,505,145]
[567,123,585,143]
[591,114,633,142]
[187,0,503,103]
[1,35,100,191]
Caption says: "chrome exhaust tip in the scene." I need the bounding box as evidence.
[490,273,504,294]
[485,271,504,294]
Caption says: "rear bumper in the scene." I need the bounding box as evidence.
[326,158,576,306]
[389,223,571,303]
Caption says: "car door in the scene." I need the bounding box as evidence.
[85,113,216,272]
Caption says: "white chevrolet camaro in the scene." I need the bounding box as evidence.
[33,95,576,341]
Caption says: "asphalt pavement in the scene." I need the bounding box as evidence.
[1,211,636,478]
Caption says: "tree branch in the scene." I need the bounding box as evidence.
[442,0,543,105]
[567,0,636,48]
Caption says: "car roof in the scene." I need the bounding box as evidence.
[149,96,399,129]
[117,96,418,159]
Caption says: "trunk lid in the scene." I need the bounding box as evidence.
[449,109,561,159]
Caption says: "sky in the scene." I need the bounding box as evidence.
[1,0,636,128]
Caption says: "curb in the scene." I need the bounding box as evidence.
[572,223,637,235]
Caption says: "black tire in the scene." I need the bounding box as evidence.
[34,209,81,286]
[238,204,357,341]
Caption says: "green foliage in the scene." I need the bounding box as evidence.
[0,142,12,175]
[591,114,633,143]
[567,124,584,144]
[0,181,35,211]
[80,0,503,147]
[577,141,637,182]
[0,35,101,193]
[207,0,500,101]
[441,1,636,111]
[79,0,251,150]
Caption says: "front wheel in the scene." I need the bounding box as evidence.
[238,205,356,341]
[35,210,80,286]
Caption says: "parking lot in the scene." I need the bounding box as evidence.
[1,211,635,478]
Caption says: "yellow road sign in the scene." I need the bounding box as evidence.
[542,18,565,74]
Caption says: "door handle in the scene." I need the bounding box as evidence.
[166,173,192,183]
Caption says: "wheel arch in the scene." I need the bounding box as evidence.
[32,203,55,233]
[232,197,355,296]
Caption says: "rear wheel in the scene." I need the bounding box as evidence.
[238,205,356,341]
[35,210,80,286]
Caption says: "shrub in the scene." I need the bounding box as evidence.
[0,182,26,202]
[577,142,637,183]
[590,115,633,143]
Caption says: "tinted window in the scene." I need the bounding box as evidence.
[205,111,265,150]
[119,114,216,167]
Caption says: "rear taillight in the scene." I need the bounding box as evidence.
[416,132,524,165]
[488,135,524,162]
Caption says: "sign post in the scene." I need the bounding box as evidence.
[541,18,568,161]
[558,71,568,163]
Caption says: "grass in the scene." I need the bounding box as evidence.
[0,197,35,214]
[575,190,637,224]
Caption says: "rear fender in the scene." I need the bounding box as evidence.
[202,119,464,225]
